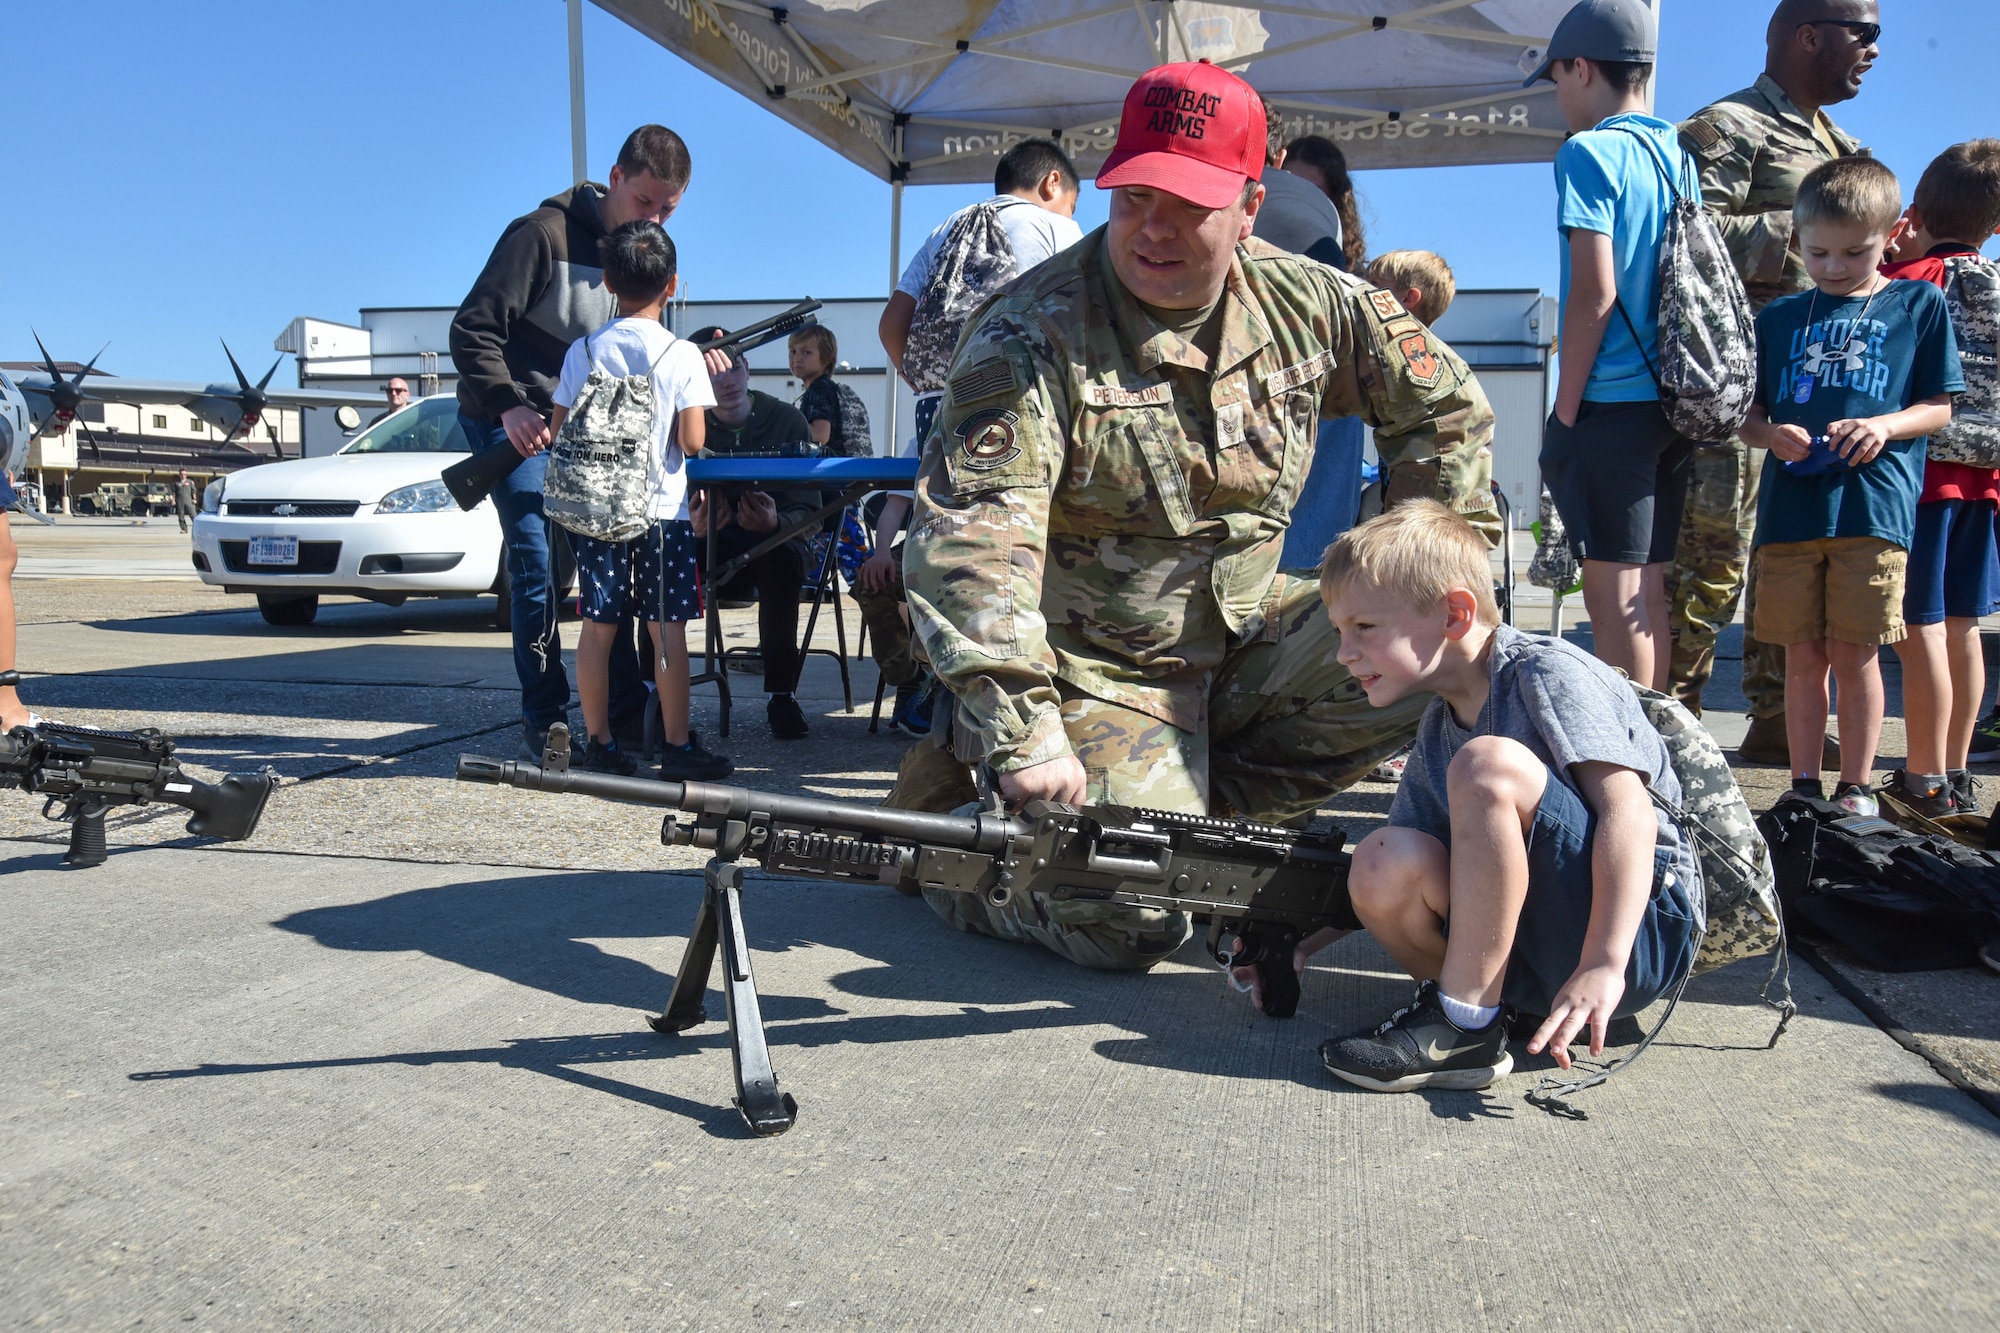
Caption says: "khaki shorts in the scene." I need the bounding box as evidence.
[1751,537,1908,646]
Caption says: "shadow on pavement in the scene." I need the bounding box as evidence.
[1872,1081,2000,1137]
[115,867,1885,1135]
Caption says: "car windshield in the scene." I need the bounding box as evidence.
[339,397,472,454]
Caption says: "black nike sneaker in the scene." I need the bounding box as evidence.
[1320,981,1512,1093]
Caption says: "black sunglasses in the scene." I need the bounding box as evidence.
[1805,19,1881,45]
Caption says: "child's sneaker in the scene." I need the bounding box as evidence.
[1969,707,2000,764]
[1832,783,1880,818]
[1319,981,1512,1093]
[1952,770,1982,814]
[656,731,733,782]
[578,737,639,776]
[889,678,935,738]
[1880,770,1955,820]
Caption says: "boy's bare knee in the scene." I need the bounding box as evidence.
[1445,735,1543,806]
[1350,826,1444,920]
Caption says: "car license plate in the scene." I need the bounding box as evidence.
[248,536,299,565]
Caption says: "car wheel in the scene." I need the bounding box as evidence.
[257,594,319,627]
[492,556,512,632]
[132,501,149,518]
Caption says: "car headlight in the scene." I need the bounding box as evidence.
[200,479,224,513]
[375,479,454,514]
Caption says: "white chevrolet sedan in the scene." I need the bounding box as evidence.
[191,396,542,628]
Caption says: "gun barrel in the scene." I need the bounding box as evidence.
[695,299,821,355]
[455,755,1020,853]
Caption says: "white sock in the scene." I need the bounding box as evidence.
[1438,992,1500,1031]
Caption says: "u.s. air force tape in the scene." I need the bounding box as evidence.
[954,408,1022,471]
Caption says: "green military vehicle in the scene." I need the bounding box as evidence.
[75,481,176,517]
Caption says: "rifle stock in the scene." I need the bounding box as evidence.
[1,722,278,868]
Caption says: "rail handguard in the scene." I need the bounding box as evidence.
[1,717,278,868]
[456,729,1356,1135]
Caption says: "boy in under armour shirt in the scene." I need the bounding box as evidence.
[1742,158,1961,815]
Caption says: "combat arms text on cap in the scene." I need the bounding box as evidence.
[1095,60,1267,210]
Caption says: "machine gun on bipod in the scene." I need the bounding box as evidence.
[0,677,279,868]
[455,725,1358,1136]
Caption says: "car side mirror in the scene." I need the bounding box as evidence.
[335,406,362,431]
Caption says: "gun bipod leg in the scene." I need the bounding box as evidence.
[652,866,722,1033]
[650,858,797,1136]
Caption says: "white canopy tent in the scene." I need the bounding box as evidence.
[565,0,1648,431]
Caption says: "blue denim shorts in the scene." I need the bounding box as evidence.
[1500,766,1698,1019]
[1903,497,2000,624]
[570,520,702,624]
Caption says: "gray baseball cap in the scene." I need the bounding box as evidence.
[1522,0,1658,87]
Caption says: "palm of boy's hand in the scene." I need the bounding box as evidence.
[1529,963,1626,1069]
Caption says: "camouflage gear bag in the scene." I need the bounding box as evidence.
[1632,683,1785,974]
[900,200,1021,395]
[1612,127,1757,443]
[543,331,673,543]
[1527,683,1791,1119]
[1927,253,2000,468]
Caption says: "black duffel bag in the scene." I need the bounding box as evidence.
[1758,796,2000,971]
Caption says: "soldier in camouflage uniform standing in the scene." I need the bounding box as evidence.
[899,62,1499,972]
[1667,0,1877,765]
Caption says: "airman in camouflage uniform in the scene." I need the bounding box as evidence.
[1668,17,1873,742]
[901,222,1497,970]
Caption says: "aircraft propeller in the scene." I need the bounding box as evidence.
[32,328,109,459]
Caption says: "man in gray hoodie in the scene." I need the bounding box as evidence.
[450,125,691,758]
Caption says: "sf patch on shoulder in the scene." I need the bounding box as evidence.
[1397,330,1443,389]
[1367,289,1405,322]
[954,408,1022,471]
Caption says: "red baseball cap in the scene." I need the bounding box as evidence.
[1096,60,1266,210]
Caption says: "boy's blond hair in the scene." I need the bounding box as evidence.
[789,323,839,369]
[1363,250,1456,326]
[1319,499,1501,627]
[1795,157,1903,234]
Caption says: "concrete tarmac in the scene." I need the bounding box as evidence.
[5,521,1999,1329]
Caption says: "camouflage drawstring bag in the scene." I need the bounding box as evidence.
[544,330,675,543]
[1611,126,1757,444]
[1926,253,2000,468]
[901,199,1022,395]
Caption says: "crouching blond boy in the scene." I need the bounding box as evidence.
[1307,500,1700,1091]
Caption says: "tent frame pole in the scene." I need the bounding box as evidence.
[567,0,589,185]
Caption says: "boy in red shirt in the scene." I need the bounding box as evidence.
[1880,139,2000,818]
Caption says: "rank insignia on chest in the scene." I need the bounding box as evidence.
[955,408,1023,471]
[1397,332,1442,388]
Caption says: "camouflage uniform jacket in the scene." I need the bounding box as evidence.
[903,229,1497,773]
[1679,73,1865,313]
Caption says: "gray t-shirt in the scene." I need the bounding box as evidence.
[1251,167,1346,270]
[1389,624,1697,891]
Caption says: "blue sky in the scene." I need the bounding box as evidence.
[4,1,1994,383]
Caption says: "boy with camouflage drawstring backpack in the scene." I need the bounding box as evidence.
[547,220,729,781]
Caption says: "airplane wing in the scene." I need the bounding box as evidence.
[14,335,385,446]
[17,375,380,411]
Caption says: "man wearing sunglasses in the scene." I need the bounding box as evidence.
[1664,0,1878,764]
